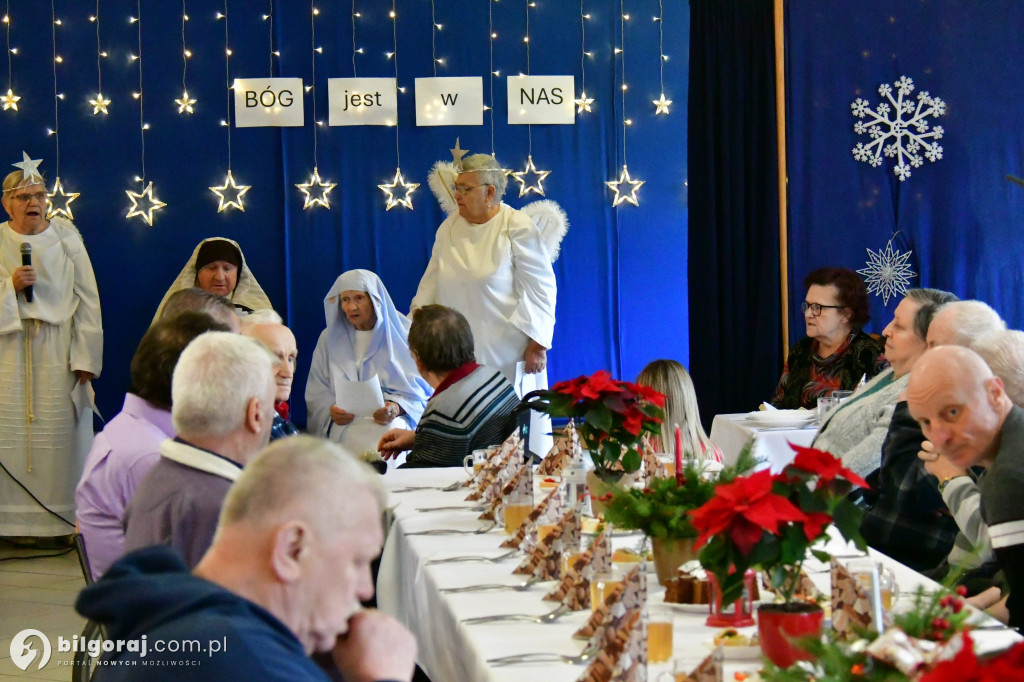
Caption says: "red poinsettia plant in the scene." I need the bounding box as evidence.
[689,443,869,605]
[523,370,664,474]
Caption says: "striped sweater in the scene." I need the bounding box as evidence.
[404,365,520,468]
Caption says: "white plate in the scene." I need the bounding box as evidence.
[702,639,762,661]
[745,414,816,429]
[662,601,711,614]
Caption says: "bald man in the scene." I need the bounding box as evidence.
[907,345,1024,627]
[76,436,415,681]
[242,311,300,440]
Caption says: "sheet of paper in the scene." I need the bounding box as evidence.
[334,418,391,461]
[332,372,385,417]
[71,380,102,422]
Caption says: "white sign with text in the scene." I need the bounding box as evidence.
[506,75,575,124]
[233,78,304,127]
[328,78,397,126]
[414,77,483,126]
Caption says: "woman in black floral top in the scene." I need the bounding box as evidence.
[770,267,888,409]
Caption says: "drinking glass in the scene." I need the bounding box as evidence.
[646,606,674,663]
[590,568,624,611]
[502,492,534,536]
[462,449,489,477]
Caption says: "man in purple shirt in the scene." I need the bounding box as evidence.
[75,312,229,580]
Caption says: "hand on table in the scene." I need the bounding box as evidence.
[330,405,355,426]
[523,339,548,374]
[378,429,415,459]
[332,609,416,682]
[917,439,968,481]
[373,401,401,425]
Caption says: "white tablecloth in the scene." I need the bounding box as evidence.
[710,413,818,472]
[375,469,1020,681]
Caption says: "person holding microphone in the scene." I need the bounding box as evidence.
[0,153,102,542]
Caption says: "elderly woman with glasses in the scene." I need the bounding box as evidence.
[0,157,102,540]
[410,153,556,455]
[770,267,887,410]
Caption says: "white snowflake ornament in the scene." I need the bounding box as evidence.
[857,237,916,305]
[851,76,946,181]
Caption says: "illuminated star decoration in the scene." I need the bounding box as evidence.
[511,155,552,198]
[89,93,111,115]
[606,165,645,207]
[295,167,336,210]
[175,90,197,114]
[653,93,672,115]
[378,168,420,211]
[13,152,43,182]
[125,181,167,226]
[857,236,916,305]
[209,170,250,213]
[2,88,20,111]
[47,178,80,220]
[575,92,594,113]
[450,137,468,170]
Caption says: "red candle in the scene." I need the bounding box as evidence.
[674,425,684,485]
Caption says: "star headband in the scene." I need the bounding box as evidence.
[3,152,45,193]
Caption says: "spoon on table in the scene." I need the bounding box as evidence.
[440,577,541,594]
[392,480,465,493]
[426,549,517,565]
[405,522,496,536]
[488,647,599,666]
[462,604,571,625]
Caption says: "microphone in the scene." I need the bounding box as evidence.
[20,243,32,303]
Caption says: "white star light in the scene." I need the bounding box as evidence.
[510,155,552,198]
[296,167,336,210]
[47,177,80,220]
[1,88,20,111]
[209,170,251,213]
[575,91,594,113]
[13,152,43,182]
[125,181,167,225]
[606,165,644,207]
[175,90,197,114]
[378,168,420,211]
[857,239,916,305]
[89,93,111,115]
[653,93,671,115]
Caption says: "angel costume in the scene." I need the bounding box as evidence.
[412,203,557,455]
[306,270,431,463]
[152,237,273,321]
[0,217,102,536]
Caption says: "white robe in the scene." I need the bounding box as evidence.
[0,218,102,536]
[411,203,557,455]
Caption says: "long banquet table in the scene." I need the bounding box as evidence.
[376,468,1021,682]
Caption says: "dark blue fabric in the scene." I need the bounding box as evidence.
[785,1,1024,341]
[687,0,781,424]
[0,1,690,426]
[75,546,328,680]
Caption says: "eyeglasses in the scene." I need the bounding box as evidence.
[802,301,846,316]
[451,183,489,195]
[11,191,48,203]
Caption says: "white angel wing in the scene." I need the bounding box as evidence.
[520,199,569,263]
[427,160,459,215]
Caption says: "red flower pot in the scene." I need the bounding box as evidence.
[756,603,824,668]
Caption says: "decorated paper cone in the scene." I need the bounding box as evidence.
[546,529,610,609]
[640,437,667,485]
[678,650,723,682]
[501,486,563,548]
[576,564,646,641]
[831,558,873,640]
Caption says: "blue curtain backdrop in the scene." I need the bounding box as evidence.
[0,0,690,426]
[785,0,1024,340]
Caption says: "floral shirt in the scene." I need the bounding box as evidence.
[770,330,888,410]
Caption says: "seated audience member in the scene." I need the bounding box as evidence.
[158,286,241,332]
[75,436,417,681]
[378,305,519,467]
[637,359,723,461]
[771,267,888,409]
[813,288,957,478]
[306,270,430,462]
[122,332,277,567]
[926,299,1006,348]
[858,303,959,571]
[153,237,272,320]
[241,310,300,440]
[907,345,1024,628]
[915,328,1024,586]
[75,312,229,580]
